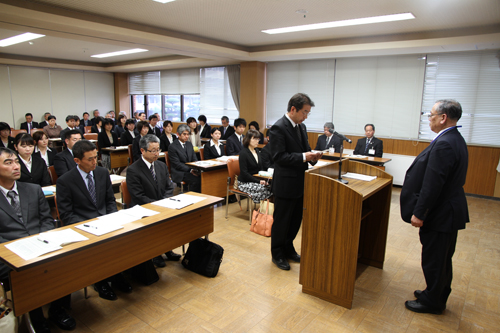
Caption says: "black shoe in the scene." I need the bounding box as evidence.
[272,257,290,270]
[287,253,301,263]
[405,299,442,315]
[152,255,166,267]
[94,282,117,301]
[165,251,181,261]
[31,319,51,333]
[48,308,76,331]
[414,290,423,299]
[228,195,238,203]
[112,274,132,293]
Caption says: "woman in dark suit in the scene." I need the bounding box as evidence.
[91,116,104,133]
[203,127,225,160]
[98,118,119,170]
[249,121,265,144]
[33,131,57,166]
[159,120,177,152]
[14,133,51,187]
[238,129,272,203]
[113,114,127,138]
[0,122,15,150]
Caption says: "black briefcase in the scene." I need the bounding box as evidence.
[182,238,223,277]
[128,260,159,285]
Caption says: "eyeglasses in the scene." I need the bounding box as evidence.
[146,149,160,154]
[428,112,441,119]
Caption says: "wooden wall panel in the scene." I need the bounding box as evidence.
[114,73,130,117]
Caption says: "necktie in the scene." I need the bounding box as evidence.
[295,125,301,141]
[224,127,226,135]
[150,164,157,183]
[364,139,371,154]
[326,136,330,146]
[86,173,97,206]
[7,191,24,224]
[240,135,243,146]
[28,123,31,134]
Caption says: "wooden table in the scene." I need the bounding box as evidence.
[321,152,391,170]
[186,159,230,198]
[101,146,130,169]
[0,192,223,316]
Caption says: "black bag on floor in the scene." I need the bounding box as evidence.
[182,238,223,277]
[128,260,159,285]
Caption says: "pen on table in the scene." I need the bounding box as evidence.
[83,224,98,229]
[169,198,181,202]
[37,238,49,244]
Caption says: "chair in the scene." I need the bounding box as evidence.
[121,180,131,209]
[48,166,58,185]
[199,147,204,160]
[165,151,185,193]
[84,126,92,133]
[225,158,255,223]
[127,144,133,165]
[83,133,97,141]
[30,128,44,136]
[10,129,27,137]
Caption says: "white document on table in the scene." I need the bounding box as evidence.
[75,220,123,236]
[42,186,57,192]
[37,229,89,246]
[152,194,206,209]
[342,172,377,181]
[216,155,238,162]
[95,206,160,226]
[5,236,63,260]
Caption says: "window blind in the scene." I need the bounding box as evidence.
[129,71,160,94]
[199,67,238,124]
[160,68,200,94]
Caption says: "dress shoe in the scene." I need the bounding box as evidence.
[165,250,181,261]
[48,307,76,331]
[112,274,133,293]
[287,253,301,263]
[94,282,117,301]
[31,319,51,333]
[152,255,166,267]
[272,257,290,270]
[414,290,423,299]
[405,299,442,315]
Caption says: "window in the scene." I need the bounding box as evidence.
[200,67,238,124]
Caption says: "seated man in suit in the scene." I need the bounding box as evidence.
[168,124,201,193]
[81,111,92,128]
[198,115,212,139]
[148,114,161,137]
[59,115,82,141]
[0,147,76,332]
[53,129,82,177]
[90,109,100,126]
[226,118,246,156]
[219,115,235,140]
[56,140,133,301]
[126,134,181,268]
[315,122,341,152]
[39,112,51,129]
[353,123,383,157]
[20,112,39,134]
[120,119,136,146]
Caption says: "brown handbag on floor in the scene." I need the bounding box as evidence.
[250,199,274,237]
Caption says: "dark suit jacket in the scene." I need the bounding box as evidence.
[168,140,197,184]
[20,121,39,132]
[34,148,57,167]
[0,182,54,279]
[60,127,83,141]
[219,125,235,140]
[269,115,312,199]
[315,134,341,152]
[53,149,77,177]
[400,127,469,233]
[1,137,15,150]
[19,154,51,187]
[159,133,177,152]
[120,130,135,147]
[132,136,143,163]
[90,125,102,134]
[81,119,92,127]
[148,126,161,138]
[39,121,48,129]
[56,166,117,225]
[238,147,264,183]
[353,137,383,157]
[97,131,119,153]
[226,133,243,156]
[260,143,274,170]
[114,125,125,139]
[203,141,224,160]
[126,158,174,207]
[198,124,212,139]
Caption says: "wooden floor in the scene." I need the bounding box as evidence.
[29,187,500,332]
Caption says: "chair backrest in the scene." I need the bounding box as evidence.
[199,147,204,160]
[226,158,240,186]
[48,166,58,185]
[53,193,62,225]
[264,137,268,144]
[165,151,172,174]
[83,133,97,140]
[30,128,44,136]
[11,129,27,137]
[84,126,92,133]
[121,180,131,208]
[128,144,133,165]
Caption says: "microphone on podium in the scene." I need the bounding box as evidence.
[329,128,352,143]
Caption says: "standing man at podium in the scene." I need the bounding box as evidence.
[400,99,469,315]
[269,93,322,270]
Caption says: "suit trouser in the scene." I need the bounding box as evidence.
[271,195,303,258]
[29,294,71,323]
[419,227,458,311]
[182,172,201,193]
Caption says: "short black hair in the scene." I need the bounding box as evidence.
[48,115,56,121]
[95,116,104,125]
[72,140,96,160]
[163,120,173,128]
[65,129,82,141]
[102,118,113,127]
[73,115,80,121]
[234,118,246,128]
[14,133,34,147]
[248,121,260,131]
[287,93,315,112]
[25,113,33,118]
[117,114,127,127]
[435,99,462,121]
[210,127,221,134]
[243,129,260,148]
[136,120,149,134]
[364,124,375,131]
[125,119,135,126]
[83,112,89,116]
[186,117,198,134]
[138,112,146,117]
[65,115,74,122]
[148,114,158,121]
[32,131,48,143]
[0,147,16,158]
[0,122,11,132]
[198,115,207,123]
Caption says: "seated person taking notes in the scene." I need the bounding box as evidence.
[226,118,246,156]
[353,123,383,157]
[203,127,225,160]
[168,124,201,193]
[315,122,341,152]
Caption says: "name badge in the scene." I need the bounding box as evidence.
[368,149,375,155]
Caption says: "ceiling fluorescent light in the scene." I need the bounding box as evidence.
[0,32,45,47]
[153,0,176,3]
[262,13,415,34]
[91,48,148,58]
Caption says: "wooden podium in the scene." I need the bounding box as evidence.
[299,159,393,309]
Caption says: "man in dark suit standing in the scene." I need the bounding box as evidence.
[168,124,201,193]
[315,122,341,152]
[53,129,82,177]
[20,113,39,134]
[269,93,322,270]
[0,147,76,332]
[56,140,132,301]
[198,115,212,139]
[401,99,469,315]
[353,124,383,157]
[219,116,235,140]
[126,134,181,267]
[225,118,246,156]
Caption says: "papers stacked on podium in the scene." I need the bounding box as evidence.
[152,194,206,209]
[342,172,377,182]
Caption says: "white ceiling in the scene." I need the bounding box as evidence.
[0,0,499,72]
